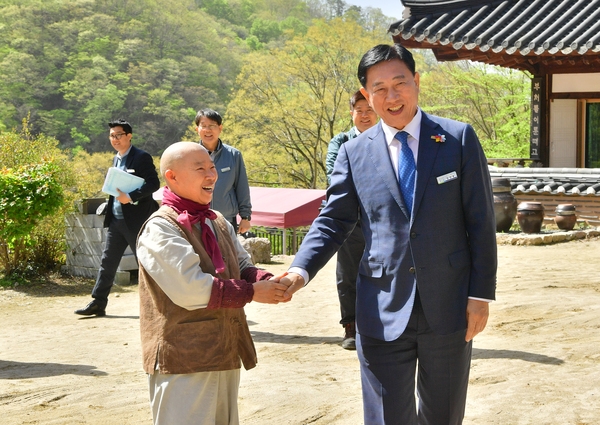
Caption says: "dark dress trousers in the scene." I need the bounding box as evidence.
[92,146,160,305]
[291,113,497,424]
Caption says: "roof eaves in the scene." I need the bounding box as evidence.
[531,0,595,55]
[519,2,575,56]
[567,18,600,54]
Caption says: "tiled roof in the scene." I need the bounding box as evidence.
[390,0,600,74]
[489,166,600,196]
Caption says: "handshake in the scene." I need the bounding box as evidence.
[251,272,306,304]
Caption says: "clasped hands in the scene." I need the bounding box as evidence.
[251,272,305,304]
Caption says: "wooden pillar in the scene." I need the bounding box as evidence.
[292,228,297,254]
[282,228,287,256]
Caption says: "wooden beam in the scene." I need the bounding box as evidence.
[551,92,600,100]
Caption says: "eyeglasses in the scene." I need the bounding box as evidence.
[109,133,127,140]
[198,125,219,131]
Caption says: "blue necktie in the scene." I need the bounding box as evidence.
[396,131,416,215]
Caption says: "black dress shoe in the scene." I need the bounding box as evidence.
[75,300,106,316]
[341,322,356,350]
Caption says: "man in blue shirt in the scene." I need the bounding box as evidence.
[195,109,252,234]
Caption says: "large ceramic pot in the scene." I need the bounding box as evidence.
[554,204,577,231]
[517,202,545,234]
[492,178,517,232]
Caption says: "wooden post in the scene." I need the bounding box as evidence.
[292,228,297,253]
[282,228,287,256]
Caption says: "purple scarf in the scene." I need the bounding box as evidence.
[161,187,226,274]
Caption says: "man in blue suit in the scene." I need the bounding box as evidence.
[280,44,497,424]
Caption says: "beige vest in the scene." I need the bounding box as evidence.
[138,205,257,374]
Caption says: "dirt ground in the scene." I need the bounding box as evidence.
[1,238,600,425]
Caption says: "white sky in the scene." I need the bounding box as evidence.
[346,0,404,20]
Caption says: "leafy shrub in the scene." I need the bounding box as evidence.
[0,163,64,274]
[0,120,74,277]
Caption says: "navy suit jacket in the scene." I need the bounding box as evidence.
[292,112,497,341]
[104,145,160,235]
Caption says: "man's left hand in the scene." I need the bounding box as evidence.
[465,299,489,342]
[238,219,251,234]
[116,189,132,205]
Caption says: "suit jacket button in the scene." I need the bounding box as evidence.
[410,232,417,239]
[409,267,415,274]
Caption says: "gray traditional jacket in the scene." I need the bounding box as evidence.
[204,140,252,222]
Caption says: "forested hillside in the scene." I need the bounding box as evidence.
[0,0,532,277]
[0,0,395,154]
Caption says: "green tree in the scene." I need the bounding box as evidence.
[226,18,387,188]
[419,61,531,158]
[0,0,399,157]
[201,0,232,18]
[0,50,43,130]
[279,16,308,37]
[82,84,127,138]
[0,0,247,154]
[250,18,282,43]
[245,35,264,50]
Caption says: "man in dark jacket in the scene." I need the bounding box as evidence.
[75,119,160,316]
[326,90,378,349]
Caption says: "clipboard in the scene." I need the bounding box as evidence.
[102,167,145,197]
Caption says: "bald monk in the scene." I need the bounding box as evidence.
[136,142,288,425]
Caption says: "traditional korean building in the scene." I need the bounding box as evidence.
[389,0,600,225]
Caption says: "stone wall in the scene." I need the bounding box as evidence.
[61,200,135,284]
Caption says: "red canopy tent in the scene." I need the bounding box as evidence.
[249,186,326,228]
[154,186,326,227]
[249,187,326,254]
[154,186,326,254]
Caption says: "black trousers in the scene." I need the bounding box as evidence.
[336,221,365,325]
[91,218,138,306]
[357,292,472,425]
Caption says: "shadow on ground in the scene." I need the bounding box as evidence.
[0,360,108,379]
[472,348,563,365]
